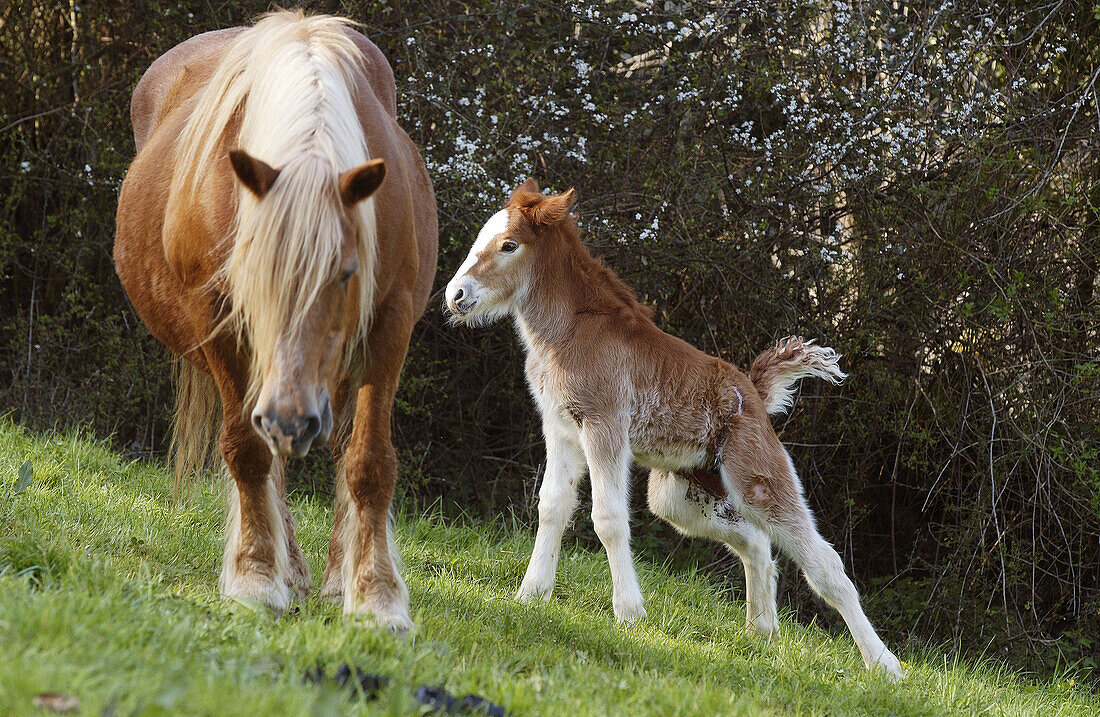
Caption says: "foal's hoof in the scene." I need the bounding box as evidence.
[613,596,647,624]
[872,652,907,682]
[515,580,553,602]
[746,615,780,640]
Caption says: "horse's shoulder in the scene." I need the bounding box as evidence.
[132,28,246,151]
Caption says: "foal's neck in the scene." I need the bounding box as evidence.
[514,228,651,355]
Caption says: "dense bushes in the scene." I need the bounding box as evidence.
[2,1,1097,676]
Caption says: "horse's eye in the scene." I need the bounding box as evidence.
[501,240,518,254]
[339,268,356,285]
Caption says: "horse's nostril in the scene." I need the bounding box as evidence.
[303,413,321,441]
[251,411,265,434]
[453,287,466,304]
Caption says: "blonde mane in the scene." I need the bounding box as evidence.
[171,10,377,406]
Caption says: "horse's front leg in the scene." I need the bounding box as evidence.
[205,337,311,610]
[332,300,415,631]
[580,420,646,623]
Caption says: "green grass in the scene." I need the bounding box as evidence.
[0,421,1095,716]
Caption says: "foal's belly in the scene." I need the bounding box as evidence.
[631,442,707,472]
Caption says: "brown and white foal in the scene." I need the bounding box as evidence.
[445,179,904,679]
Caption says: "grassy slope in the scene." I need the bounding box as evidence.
[0,421,1094,716]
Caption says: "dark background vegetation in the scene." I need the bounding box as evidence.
[2,0,1097,681]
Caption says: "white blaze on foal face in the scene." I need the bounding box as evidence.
[445,208,528,324]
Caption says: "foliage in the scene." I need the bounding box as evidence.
[1,0,1097,677]
[2,422,1099,715]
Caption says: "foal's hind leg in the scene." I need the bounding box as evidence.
[722,448,904,680]
[647,470,778,637]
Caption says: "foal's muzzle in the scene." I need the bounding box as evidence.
[251,393,333,458]
[445,278,479,317]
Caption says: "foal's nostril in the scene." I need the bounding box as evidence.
[453,286,466,305]
[251,411,265,434]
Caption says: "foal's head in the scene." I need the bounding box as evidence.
[225,149,385,458]
[445,178,575,324]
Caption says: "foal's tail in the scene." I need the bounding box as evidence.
[170,358,222,491]
[749,336,847,416]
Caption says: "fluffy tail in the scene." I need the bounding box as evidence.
[169,358,222,491]
[749,336,848,416]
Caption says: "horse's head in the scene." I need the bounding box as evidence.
[226,149,385,458]
[445,178,575,325]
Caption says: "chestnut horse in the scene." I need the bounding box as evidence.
[444,179,903,679]
[114,11,437,630]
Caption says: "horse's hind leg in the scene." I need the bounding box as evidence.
[320,461,348,601]
[722,448,904,680]
[647,470,778,637]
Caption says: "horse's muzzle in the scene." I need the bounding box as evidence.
[252,394,332,457]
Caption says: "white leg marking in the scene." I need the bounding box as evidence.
[517,424,585,602]
[219,465,291,612]
[583,422,645,623]
[732,453,904,680]
[340,473,411,632]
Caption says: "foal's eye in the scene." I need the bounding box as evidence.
[339,268,356,285]
[500,240,518,254]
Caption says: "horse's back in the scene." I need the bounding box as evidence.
[132,26,397,151]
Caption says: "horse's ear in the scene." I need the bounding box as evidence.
[339,159,386,206]
[527,187,576,225]
[229,149,280,198]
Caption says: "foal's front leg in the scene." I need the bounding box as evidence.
[517,419,586,601]
[581,421,646,623]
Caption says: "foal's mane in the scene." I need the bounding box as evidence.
[552,213,654,325]
[171,10,377,403]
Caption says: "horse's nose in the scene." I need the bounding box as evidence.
[252,407,322,457]
[453,286,467,305]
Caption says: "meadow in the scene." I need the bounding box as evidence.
[1,420,1095,716]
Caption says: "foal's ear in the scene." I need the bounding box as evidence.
[339,159,386,206]
[229,149,281,198]
[507,176,542,209]
[526,187,576,226]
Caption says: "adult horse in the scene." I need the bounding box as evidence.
[114,11,437,630]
